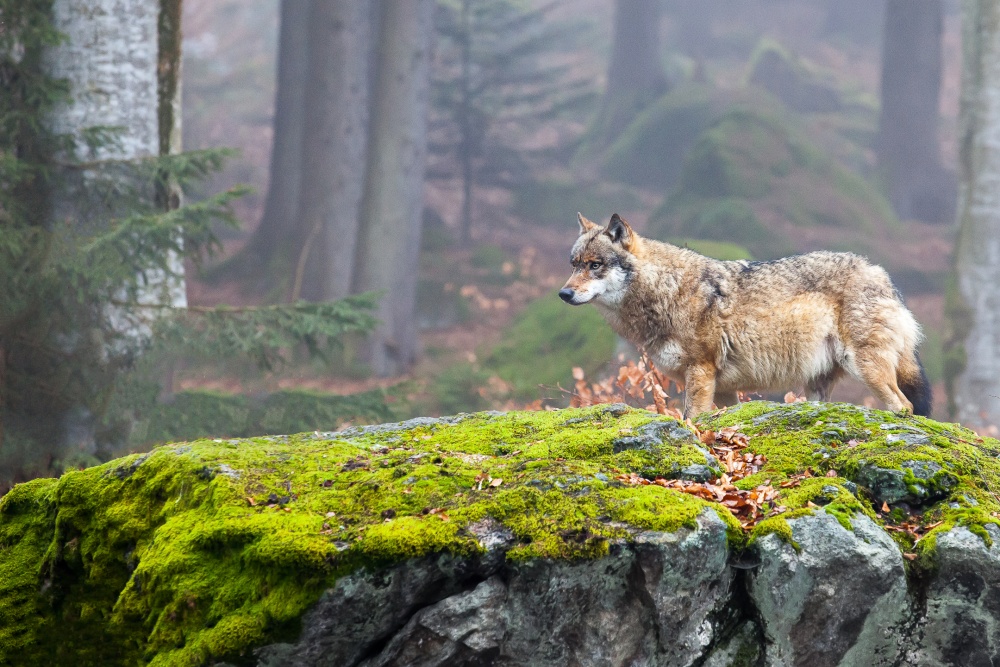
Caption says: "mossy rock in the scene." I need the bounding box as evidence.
[0,406,726,665]
[482,293,616,401]
[699,401,1000,556]
[648,104,898,259]
[5,401,1000,664]
[654,196,789,259]
[599,84,722,190]
[746,38,841,114]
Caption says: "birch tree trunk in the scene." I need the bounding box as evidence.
[237,0,312,283]
[353,0,433,376]
[951,0,1000,429]
[46,0,185,309]
[876,0,955,223]
[43,0,184,448]
[293,1,371,302]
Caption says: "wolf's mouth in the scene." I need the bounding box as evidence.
[558,288,594,305]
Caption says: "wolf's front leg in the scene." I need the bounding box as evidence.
[683,363,717,419]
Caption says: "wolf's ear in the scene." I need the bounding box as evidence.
[605,213,635,250]
[577,212,599,235]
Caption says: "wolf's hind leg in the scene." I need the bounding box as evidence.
[852,351,913,413]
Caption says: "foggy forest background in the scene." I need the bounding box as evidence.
[5,0,1000,492]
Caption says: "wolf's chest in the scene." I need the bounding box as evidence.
[651,340,685,373]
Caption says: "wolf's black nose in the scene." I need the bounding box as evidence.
[558,288,575,303]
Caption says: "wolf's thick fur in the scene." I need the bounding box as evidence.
[560,213,932,418]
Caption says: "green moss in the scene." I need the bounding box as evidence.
[482,293,616,400]
[600,84,721,190]
[750,515,800,551]
[701,401,1000,554]
[651,196,788,259]
[1,405,720,664]
[8,400,1000,663]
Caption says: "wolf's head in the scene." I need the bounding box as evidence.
[559,213,639,307]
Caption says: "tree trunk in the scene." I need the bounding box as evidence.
[44,0,184,451]
[823,0,886,42]
[592,0,668,145]
[876,0,955,223]
[293,1,371,302]
[458,0,474,245]
[46,0,185,305]
[236,0,312,283]
[950,0,1000,429]
[353,0,433,376]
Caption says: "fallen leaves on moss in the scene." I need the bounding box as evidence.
[616,422,780,529]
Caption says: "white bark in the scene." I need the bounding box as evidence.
[47,0,161,162]
[45,0,186,314]
[953,0,1000,428]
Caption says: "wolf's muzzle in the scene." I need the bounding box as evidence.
[558,288,576,303]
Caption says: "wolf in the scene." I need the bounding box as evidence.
[560,213,931,419]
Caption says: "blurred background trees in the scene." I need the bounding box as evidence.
[6,0,995,488]
[876,0,955,222]
[431,0,594,243]
[949,0,1000,431]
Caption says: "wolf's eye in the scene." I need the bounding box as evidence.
[588,261,602,271]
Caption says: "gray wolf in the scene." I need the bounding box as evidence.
[559,213,931,418]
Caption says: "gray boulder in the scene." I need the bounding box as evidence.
[748,512,908,667]
[255,510,736,667]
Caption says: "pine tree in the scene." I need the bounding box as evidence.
[0,1,377,490]
[431,0,595,243]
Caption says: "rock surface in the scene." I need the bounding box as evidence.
[4,402,1000,666]
[252,509,735,667]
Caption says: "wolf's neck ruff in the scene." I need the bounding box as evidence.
[561,213,931,419]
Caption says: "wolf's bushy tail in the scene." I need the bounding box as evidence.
[898,354,932,417]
